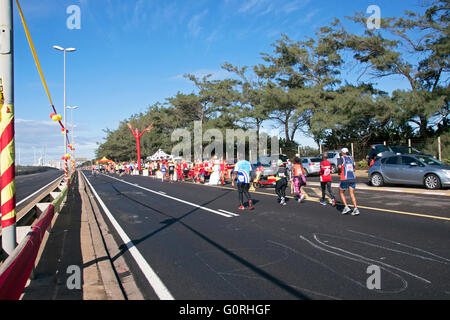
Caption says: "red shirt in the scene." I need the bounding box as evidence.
[320,160,332,183]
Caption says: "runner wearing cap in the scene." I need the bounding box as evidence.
[337,148,360,216]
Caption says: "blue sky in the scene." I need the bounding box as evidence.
[13,0,422,164]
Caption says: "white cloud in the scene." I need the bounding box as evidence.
[238,0,261,13]
[187,9,209,37]
[15,119,99,164]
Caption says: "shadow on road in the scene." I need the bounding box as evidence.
[105,179,310,300]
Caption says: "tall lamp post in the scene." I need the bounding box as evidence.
[67,105,78,171]
[53,45,76,180]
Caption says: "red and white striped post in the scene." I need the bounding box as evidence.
[0,0,17,257]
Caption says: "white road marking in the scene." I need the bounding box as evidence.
[218,209,239,217]
[81,171,175,300]
[101,174,233,218]
[158,191,167,195]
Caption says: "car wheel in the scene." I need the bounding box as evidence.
[371,173,384,187]
[424,174,441,190]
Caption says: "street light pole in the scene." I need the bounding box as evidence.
[67,105,78,171]
[53,46,76,180]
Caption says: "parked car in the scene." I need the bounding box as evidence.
[367,144,433,165]
[301,157,322,176]
[317,151,341,174]
[255,154,289,167]
[368,154,450,189]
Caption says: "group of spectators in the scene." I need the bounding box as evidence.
[92,157,234,185]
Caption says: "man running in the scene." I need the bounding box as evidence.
[232,158,254,211]
[319,153,336,206]
[337,148,360,216]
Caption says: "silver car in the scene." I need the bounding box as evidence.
[317,151,341,174]
[301,157,322,176]
[368,154,450,189]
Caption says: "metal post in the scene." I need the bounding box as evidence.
[438,136,441,161]
[63,50,68,180]
[351,143,354,159]
[0,0,16,257]
[408,139,411,154]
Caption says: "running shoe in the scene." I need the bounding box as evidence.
[248,200,254,210]
[332,199,337,207]
[299,195,305,203]
[238,205,245,210]
[280,198,287,206]
[342,206,351,215]
[319,200,327,206]
[351,208,360,216]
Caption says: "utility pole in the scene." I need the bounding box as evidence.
[0,0,16,257]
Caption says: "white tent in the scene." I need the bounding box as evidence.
[146,149,173,161]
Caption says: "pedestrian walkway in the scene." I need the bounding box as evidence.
[20,173,126,300]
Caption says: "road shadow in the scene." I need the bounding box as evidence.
[21,176,83,300]
[105,180,310,300]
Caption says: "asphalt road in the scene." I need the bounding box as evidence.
[13,169,64,211]
[82,171,450,300]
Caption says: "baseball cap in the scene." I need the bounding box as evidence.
[341,148,349,154]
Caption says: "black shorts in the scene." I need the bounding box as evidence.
[237,183,250,193]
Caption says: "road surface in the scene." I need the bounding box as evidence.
[14,169,63,211]
[81,171,450,300]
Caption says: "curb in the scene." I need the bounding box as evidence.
[79,171,144,300]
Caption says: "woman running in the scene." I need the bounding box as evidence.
[292,157,306,203]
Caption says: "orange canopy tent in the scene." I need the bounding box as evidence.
[97,157,114,164]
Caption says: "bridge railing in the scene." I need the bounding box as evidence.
[0,174,74,300]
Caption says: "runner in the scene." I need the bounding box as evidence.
[161,162,167,182]
[291,157,306,203]
[168,161,175,183]
[275,161,289,206]
[232,158,254,211]
[337,148,360,216]
[319,153,337,206]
